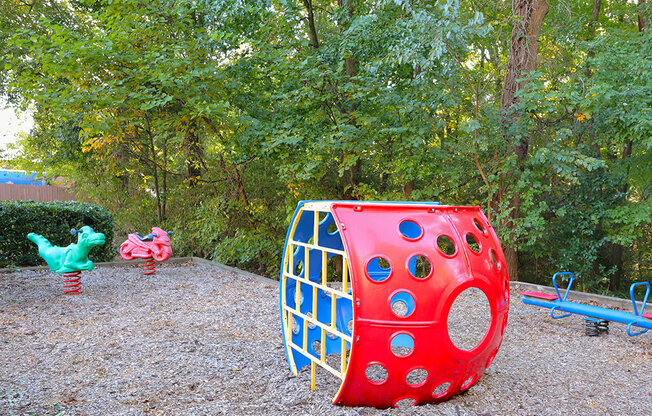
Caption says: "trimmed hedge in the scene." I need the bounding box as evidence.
[0,200,114,268]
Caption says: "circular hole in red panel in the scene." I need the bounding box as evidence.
[390,291,416,318]
[407,254,432,280]
[490,249,501,270]
[394,398,417,408]
[365,364,388,384]
[447,287,492,351]
[399,220,423,240]
[465,233,481,254]
[366,256,392,282]
[437,235,456,257]
[473,218,487,235]
[461,375,475,390]
[406,368,428,387]
[432,382,452,398]
[390,333,414,357]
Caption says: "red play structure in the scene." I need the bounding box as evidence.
[280,201,509,408]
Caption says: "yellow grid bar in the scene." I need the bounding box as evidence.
[341,338,347,373]
[321,250,327,286]
[304,245,309,281]
[289,240,346,256]
[320,328,326,364]
[331,293,337,331]
[312,285,318,328]
[281,280,289,336]
[282,304,353,343]
[313,211,320,246]
[302,316,308,353]
[301,201,335,212]
[282,272,353,301]
[310,362,316,390]
[343,256,349,293]
[295,279,301,309]
[281,307,288,339]
[287,340,345,379]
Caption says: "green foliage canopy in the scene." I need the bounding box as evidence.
[0,0,649,293]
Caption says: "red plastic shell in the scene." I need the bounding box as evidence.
[330,203,509,408]
[119,227,172,262]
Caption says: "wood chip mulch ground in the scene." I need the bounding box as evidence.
[1,260,650,416]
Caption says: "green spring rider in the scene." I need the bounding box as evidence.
[27,226,106,295]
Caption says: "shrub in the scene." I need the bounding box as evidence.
[211,228,283,278]
[0,200,114,267]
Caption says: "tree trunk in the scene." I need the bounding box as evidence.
[144,113,163,222]
[338,0,360,200]
[161,135,168,220]
[342,155,361,200]
[303,0,320,49]
[603,1,646,289]
[149,132,162,222]
[498,0,549,281]
[183,120,203,187]
[585,0,602,78]
[500,0,549,112]
[402,180,415,199]
[233,164,250,208]
[639,0,649,31]
[338,0,357,78]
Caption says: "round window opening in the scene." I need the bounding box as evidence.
[408,255,432,279]
[437,235,456,256]
[447,287,492,351]
[490,249,501,270]
[432,382,451,398]
[365,364,388,384]
[390,333,414,357]
[466,233,481,254]
[473,218,487,235]
[366,256,392,282]
[406,368,428,387]
[390,292,416,318]
[399,220,423,240]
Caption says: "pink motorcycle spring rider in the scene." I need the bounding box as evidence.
[120,227,172,275]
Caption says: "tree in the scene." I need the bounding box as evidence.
[495,0,549,281]
[1,0,649,291]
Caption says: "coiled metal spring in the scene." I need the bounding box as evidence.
[63,271,82,296]
[142,257,156,275]
[584,318,609,336]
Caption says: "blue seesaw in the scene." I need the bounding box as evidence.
[522,272,652,336]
